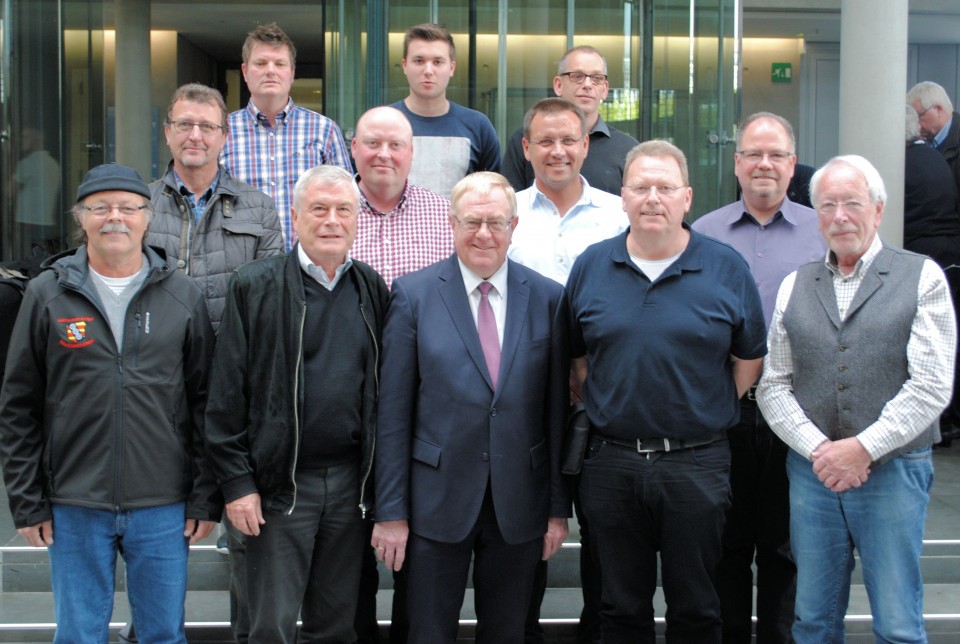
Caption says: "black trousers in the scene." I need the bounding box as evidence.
[715,397,796,643]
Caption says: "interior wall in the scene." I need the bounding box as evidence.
[741,38,803,146]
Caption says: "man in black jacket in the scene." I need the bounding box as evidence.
[0,163,219,642]
[206,164,388,643]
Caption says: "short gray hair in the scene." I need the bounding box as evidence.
[906,81,954,113]
[810,155,887,208]
[624,140,689,187]
[737,112,796,153]
[905,104,921,141]
[450,172,517,220]
[292,165,360,211]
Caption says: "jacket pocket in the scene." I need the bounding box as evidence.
[412,436,442,468]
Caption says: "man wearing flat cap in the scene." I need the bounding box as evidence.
[0,163,219,642]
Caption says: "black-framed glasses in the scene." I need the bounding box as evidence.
[558,72,608,85]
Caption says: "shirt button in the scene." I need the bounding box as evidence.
[177,259,186,269]
[839,345,847,351]
[838,365,846,372]
[838,384,846,391]
[482,453,490,462]
[490,408,497,417]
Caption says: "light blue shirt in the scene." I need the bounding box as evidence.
[509,177,627,285]
[935,116,953,149]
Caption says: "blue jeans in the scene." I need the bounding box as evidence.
[48,503,188,644]
[787,448,933,644]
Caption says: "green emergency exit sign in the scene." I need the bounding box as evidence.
[772,63,792,83]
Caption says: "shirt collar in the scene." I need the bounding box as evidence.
[172,167,219,199]
[825,235,882,279]
[297,243,353,290]
[458,256,509,297]
[934,115,953,148]
[589,115,612,139]
[357,175,410,216]
[247,97,295,126]
[723,195,801,227]
[531,175,601,212]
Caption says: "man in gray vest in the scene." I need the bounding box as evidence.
[757,155,957,644]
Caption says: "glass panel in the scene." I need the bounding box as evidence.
[650,0,738,216]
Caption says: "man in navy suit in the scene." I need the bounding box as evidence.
[372,171,571,642]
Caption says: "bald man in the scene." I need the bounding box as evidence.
[350,106,453,289]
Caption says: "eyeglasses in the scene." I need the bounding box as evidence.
[624,185,686,197]
[79,203,149,217]
[527,136,584,150]
[736,150,794,164]
[558,72,608,85]
[166,119,224,135]
[454,217,513,234]
[818,200,866,215]
[916,105,935,118]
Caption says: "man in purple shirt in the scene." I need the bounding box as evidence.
[692,112,825,644]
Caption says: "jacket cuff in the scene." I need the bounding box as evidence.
[221,474,258,504]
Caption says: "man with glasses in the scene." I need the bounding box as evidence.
[392,23,501,198]
[692,112,824,643]
[0,163,219,642]
[757,155,956,643]
[372,172,570,642]
[907,81,960,206]
[566,141,766,642]
[222,23,351,251]
[503,46,638,195]
[508,96,625,643]
[149,83,283,333]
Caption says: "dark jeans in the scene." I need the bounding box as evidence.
[716,397,796,643]
[580,437,731,644]
[239,462,364,643]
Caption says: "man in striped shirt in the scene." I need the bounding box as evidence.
[222,22,351,251]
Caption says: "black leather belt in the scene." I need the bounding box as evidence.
[593,430,727,454]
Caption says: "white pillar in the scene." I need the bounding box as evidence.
[114,0,152,179]
[838,0,908,246]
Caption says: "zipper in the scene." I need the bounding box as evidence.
[287,298,307,515]
[357,300,380,519]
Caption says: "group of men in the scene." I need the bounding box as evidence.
[0,15,956,644]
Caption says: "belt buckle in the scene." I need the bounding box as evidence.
[636,438,670,453]
[747,386,758,401]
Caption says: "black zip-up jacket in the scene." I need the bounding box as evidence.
[0,245,219,529]
[205,250,388,517]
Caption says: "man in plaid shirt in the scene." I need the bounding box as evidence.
[350,106,453,290]
[222,23,351,251]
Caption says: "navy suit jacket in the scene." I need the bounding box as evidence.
[374,254,570,544]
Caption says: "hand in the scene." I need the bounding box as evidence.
[226,492,265,536]
[184,519,218,544]
[541,517,568,561]
[17,520,53,547]
[372,520,409,572]
[811,437,872,493]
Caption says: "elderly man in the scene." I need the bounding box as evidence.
[757,155,956,644]
[566,141,766,642]
[907,81,960,206]
[205,165,387,642]
[391,23,501,197]
[503,46,638,195]
[350,105,453,288]
[222,23,351,251]
[692,112,825,643]
[373,172,570,642]
[0,163,218,641]
[508,96,625,643]
[148,83,282,332]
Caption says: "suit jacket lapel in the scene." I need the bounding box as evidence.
[437,256,496,390]
[495,263,530,401]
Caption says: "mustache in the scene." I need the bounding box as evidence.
[100,223,131,234]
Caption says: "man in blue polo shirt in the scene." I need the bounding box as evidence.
[566,140,766,642]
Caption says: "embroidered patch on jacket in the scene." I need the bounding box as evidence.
[58,317,96,348]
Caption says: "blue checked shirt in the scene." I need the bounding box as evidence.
[222,98,351,251]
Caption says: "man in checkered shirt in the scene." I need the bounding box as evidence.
[757,154,957,644]
[222,22,351,251]
[349,106,453,290]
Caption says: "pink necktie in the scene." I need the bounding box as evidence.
[477,282,500,388]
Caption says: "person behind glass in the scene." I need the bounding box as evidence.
[391,23,501,198]
[903,101,960,447]
[0,163,219,642]
[348,105,453,643]
[507,96,625,644]
[372,172,570,643]
[566,141,767,643]
[907,81,960,207]
[222,22,351,251]
[205,165,388,643]
[502,45,638,195]
[757,155,957,643]
[692,111,825,644]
